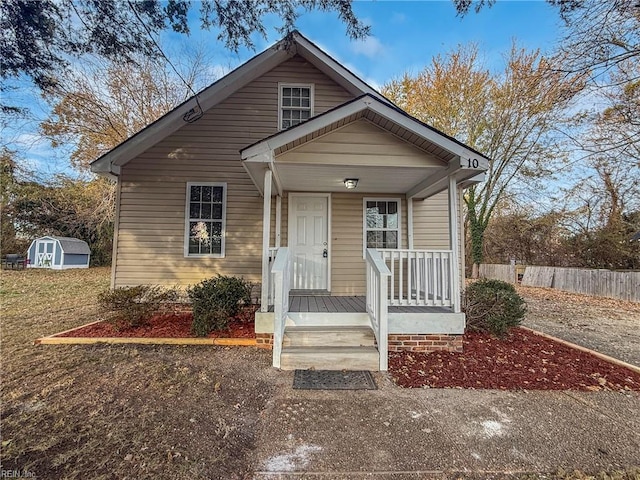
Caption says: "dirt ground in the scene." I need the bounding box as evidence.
[1,268,639,479]
[519,286,640,367]
[0,268,279,479]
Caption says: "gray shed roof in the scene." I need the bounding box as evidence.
[50,236,91,255]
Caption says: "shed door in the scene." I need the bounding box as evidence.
[289,195,329,291]
[37,240,55,267]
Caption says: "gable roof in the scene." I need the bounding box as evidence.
[90,31,389,177]
[241,94,490,164]
[241,94,489,199]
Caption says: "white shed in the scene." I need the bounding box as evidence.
[27,236,91,269]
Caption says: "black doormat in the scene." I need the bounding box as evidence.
[293,370,377,390]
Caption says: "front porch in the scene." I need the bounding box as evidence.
[256,247,466,371]
[241,95,489,371]
[271,295,454,314]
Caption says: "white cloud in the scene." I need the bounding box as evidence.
[340,61,383,92]
[13,133,50,156]
[360,16,374,28]
[365,77,382,93]
[9,132,75,177]
[391,12,407,24]
[350,36,386,59]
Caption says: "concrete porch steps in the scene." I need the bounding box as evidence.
[283,325,375,347]
[280,325,379,371]
[280,346,380,371]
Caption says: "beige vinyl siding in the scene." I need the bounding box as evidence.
[411,192,450,250]
[412,189,466,280]
[278,120,444,167]
[113,56,355,287]
[266,191,455,296]
[307,190,461,293]
[331,193,407,295]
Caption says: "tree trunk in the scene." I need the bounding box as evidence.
[469,217,485,278]
[471,262,480,279]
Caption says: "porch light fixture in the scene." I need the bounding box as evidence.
[344,178,359,189]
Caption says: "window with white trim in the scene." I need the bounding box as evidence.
[364,198,401,254]
[279,83,313,129]
[185,183,226,257]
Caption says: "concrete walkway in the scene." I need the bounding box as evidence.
[252,373,640,478]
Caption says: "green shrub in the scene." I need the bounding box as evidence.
[462,279,527,337]
[187,275,253,337]
[98,285,178,329]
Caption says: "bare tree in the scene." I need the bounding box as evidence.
[40,50,213,170]
[453,0,640,86]
[383,43,586,277]
[23,51,218,263]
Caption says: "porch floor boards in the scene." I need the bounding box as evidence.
[269,295,453,314]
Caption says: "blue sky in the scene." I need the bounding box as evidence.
[5,1,564,176]
[180,0,563,89]
[293,1,562,88]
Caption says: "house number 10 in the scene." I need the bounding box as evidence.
[467,158,479,168]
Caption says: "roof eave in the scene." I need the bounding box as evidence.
[88,31,392,176]
[292,32,389,104]
[89,43,292,175]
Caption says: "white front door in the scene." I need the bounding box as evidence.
[289,194,329,291]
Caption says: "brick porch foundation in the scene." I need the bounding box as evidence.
[255,333,273,349]
[254,332,463,353]
[387,334,463,353]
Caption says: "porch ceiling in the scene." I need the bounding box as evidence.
[272,163,442,193]
[243,155,482,198]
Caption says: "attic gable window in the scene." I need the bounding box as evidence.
[279,83,314,130]
[185,182,227,257]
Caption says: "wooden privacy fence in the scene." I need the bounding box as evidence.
[478,264,516,284]
[479,264,640,303]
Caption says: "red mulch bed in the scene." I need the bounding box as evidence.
[58,307,256,339]
[389,327,640,391]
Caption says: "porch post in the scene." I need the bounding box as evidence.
[260,169,273,312]
[275,195,282,248]
[407,196,414,249]
[448,175,461,313]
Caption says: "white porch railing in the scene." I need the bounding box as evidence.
[271,247,290,368]
[365,248,391,371]
[380,249,455,308]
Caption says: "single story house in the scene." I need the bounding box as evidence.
[91,31,489,371]
[27,236,91,269]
